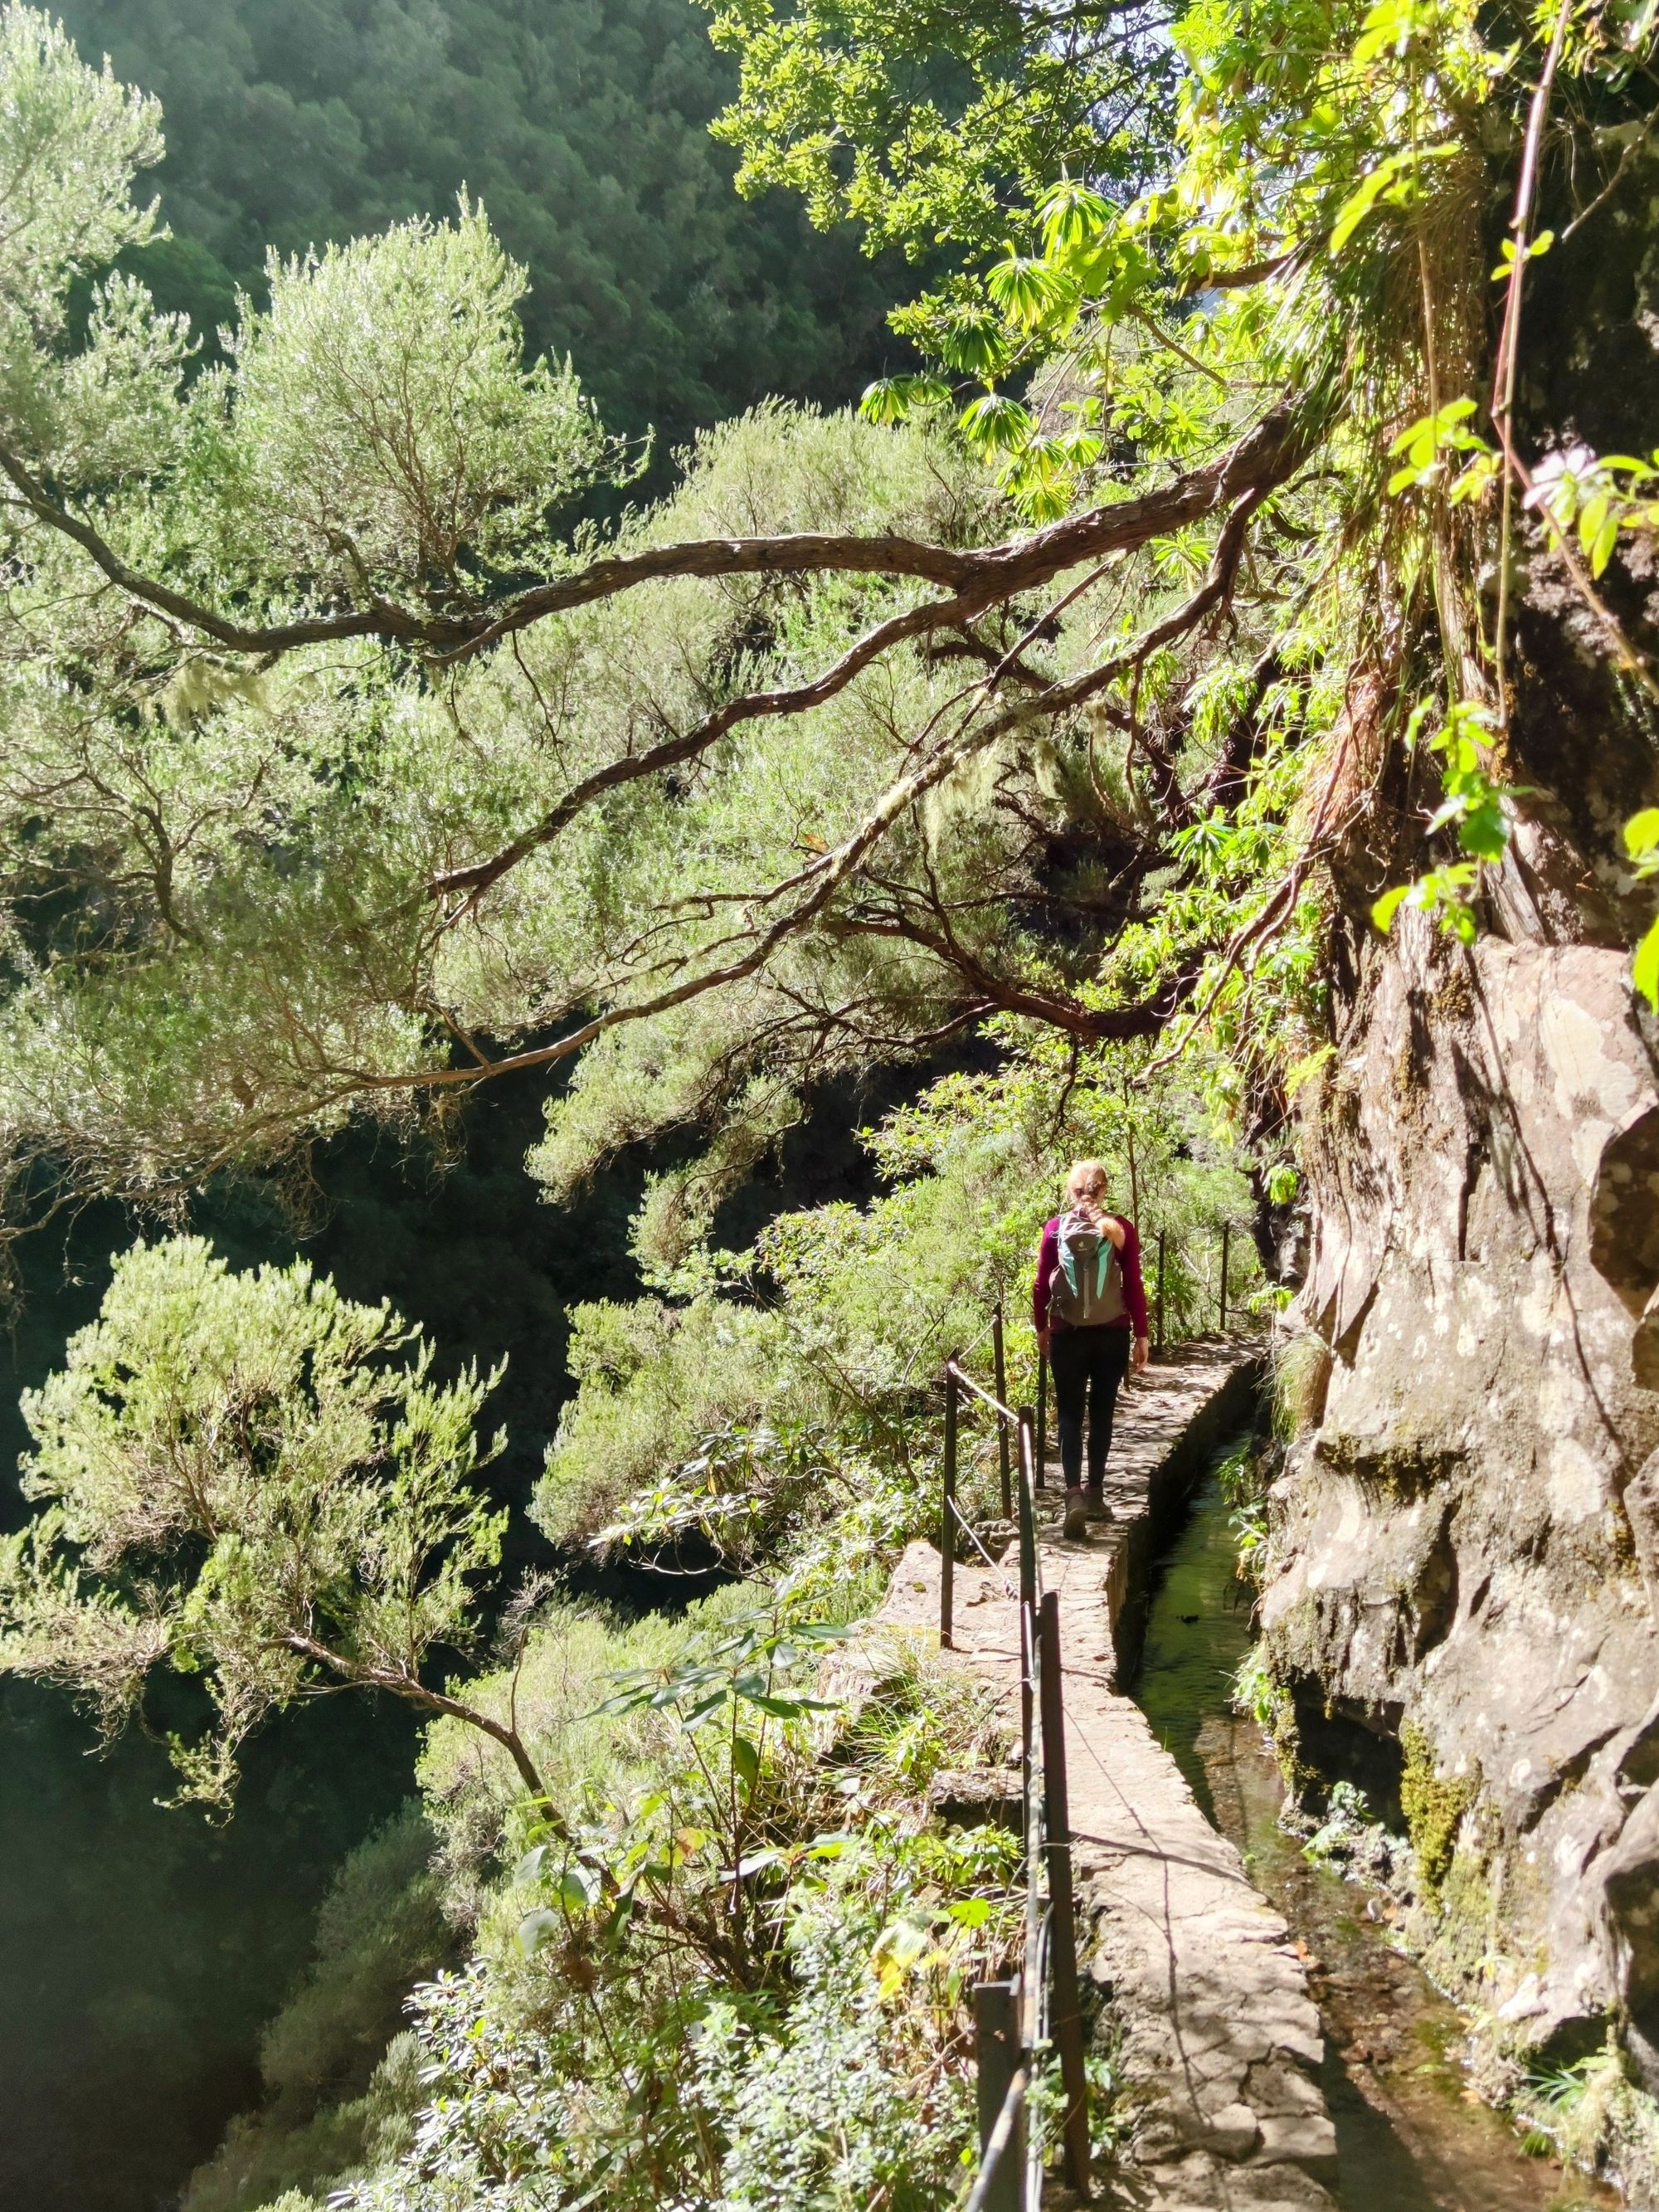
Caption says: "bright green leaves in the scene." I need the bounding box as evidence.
[932,305,1014,379]
[958,390,1036,454]
[0,6,164,338]
[986,251,1078,331]
[858,371,951,424]
[706,0,1174,264]
[1372,701,1513,945]
[0,1236,507,1815]
[226,202,630,601]
[1625,810,1659,1010]
[1386,398,1498,501]
[601,1610,852,1735]
[1330,141,1460,252]
[1491,227,1553,282]
[1039,180,1114,251]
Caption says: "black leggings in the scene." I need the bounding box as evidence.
[1049,1326,1131,1488]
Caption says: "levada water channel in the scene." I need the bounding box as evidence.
[1134,1445,1620,2212]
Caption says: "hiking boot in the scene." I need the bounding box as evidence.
[1062,1486,1088,1541]
[1085,1483,1111,1523]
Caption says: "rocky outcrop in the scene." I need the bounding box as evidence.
[1264,918,1659,2075]
[1258,136,1659,2112]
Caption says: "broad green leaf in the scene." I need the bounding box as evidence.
[946,1895,992,1927]
[936,315,1010,377]
[1039,181,1111,250]
[557,1864,602,1909]
[960,391,1036,454]
[1634,916,1659,1010]
[731,1732,760,1791]
[1371,883,1410,931]
[1331,144,1455,253]
[1625,808,1659,860]
[987,254,1073,329]
[517,1907,560,1958]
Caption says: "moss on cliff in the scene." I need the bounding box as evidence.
[1399,1719,1477,1898]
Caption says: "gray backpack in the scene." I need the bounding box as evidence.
[1048,1210,1127,1328]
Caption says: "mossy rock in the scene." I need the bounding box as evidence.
[1399,1718,1477,1898]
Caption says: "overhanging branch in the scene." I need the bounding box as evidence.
[427,407,1301,908]
[0,401,1300,673]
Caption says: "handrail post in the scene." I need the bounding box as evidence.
[1015,1410,1038,1826]
[1039,1591,1092,2198]
[974,1981,1024,2212]
[1015,1411,1038,1616]
[993,1305,1012,1518]
[1034,1345,1047,1493]
[1219,1221,1230,1333]
[941,1362,958,1650]
[1156,1230,1166,1357]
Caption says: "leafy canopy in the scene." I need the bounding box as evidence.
[53,0,908,439]
[0,1235,509,1812]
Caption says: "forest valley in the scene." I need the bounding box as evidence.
[0,0,1656,2204]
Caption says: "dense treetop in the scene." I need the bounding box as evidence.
[51,0,910,436]
[0,0,1649,1273]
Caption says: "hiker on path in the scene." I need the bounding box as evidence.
[1033,1159,1150,1540]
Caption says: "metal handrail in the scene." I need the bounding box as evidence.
[946,1360,1020,1423]
[963,2066,1030,2212]
[942,1350,1088,2208]
[946,1247,1255,2200]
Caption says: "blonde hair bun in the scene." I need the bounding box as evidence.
[1066,1159,1109,1207]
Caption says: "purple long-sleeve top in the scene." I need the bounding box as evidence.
[1033,1215,1149,1338]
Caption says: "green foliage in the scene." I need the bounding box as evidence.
[1371,701,1515,945]
[1302,1778,1373,1864]
[1215,1444,1269,1580]
[536,1027,1259,1573]
[1270,1327,1332,1440]
[184,1810,449,2212]
[1515,2039,1659,2205]
[707,0,1175,269]
[537,1297,786,1549]
[53,0,905,440]
[416,1591,764,1910]
[335,1605,1014,2212]
[0,1235,509,1811]
[222,204,629,597]
[1625,806,1659,1009]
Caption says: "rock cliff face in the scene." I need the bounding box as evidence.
[1259,149,1659,2095]
[1263,928,1659,2069]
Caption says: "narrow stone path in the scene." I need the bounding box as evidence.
[875,1339,1340,2212]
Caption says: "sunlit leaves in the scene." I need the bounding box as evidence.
[226,203,630,597]
[1626,811,1659,1010]
[1039,181,1113,251]
[959,391,1036,454]
[0,1237,507,1814]
[1330,141,1460,252]
[1385,398,1498,501]
[858,372,951,424]
[986,251,1078,329]
[1491,227,1553,281]
[1371,701,1512,944]
[932,309,1012,378]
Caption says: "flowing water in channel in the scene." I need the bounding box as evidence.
[1132,1459,1620,2212]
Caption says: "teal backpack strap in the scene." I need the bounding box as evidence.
[1096,1244,1111,1299]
